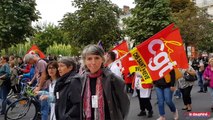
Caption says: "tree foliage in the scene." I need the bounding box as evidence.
[0,42,32,56]
[46,42,80,56]
[170,0,192,13]
[171,0,213,52]
[0,0,40,50]
[59,0,122,50]
[33,24,69,52]
[196,21,213,52]
[124,0,172,44]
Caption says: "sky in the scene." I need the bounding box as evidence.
[35,0,135,25]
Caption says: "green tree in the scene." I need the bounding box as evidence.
[171,0,212,51]
[196,21,213,52]
[46,42,80,56]
[0,0,40,50]
[124,0,172,44]
[170,0,192,13]
[1,42,32,56]
[60,0,122,50]
[33,24,69,52]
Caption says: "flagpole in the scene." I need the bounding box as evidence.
[113,51,130,63]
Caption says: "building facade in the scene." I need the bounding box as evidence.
[192,0,213,18]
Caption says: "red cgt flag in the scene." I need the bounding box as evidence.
[120,53,137,75]
[110,40,129,74]
[111,41,138,84]
[130,23,188,81]
[27,45,46,59]
[111,40,129,60]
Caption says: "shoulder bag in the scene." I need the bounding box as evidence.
[184,73,197,82]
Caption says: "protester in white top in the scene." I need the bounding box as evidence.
[105,51,122,78]
[132,72,153,118]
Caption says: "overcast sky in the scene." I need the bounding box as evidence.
[35,0,135,25]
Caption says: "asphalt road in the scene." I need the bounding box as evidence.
[127,83,213,120]
[1,83,213,120]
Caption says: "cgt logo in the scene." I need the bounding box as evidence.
[148,39,177,78]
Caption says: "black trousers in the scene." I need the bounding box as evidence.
[136,89,152,112]
[180,86,193,105]
[126,83,133,93]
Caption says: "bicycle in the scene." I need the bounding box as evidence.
[4,83,40,120]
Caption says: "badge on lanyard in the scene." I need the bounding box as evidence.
[56,92,59,99]
[92,95,98,108]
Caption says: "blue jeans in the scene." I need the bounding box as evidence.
[198,71,204,91]
[40,99,49,120]
[208,87,213,107]
[155,87,176,116]
[0,84,11,114]
[174,89,182,98]
[38,89,49,120]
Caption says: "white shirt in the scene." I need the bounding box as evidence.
[134,73,151,98]
[49,80,56,120]
[108,62,122,78]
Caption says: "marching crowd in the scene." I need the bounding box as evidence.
[0,44,213,120]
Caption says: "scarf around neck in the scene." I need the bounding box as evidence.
[54,70,76,94]
[83,69,105,120]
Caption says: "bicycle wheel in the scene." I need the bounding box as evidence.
[5,97,39,120]
[6,93,22,104]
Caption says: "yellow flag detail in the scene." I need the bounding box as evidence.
[130,48,152,84]
[162,38,182,66]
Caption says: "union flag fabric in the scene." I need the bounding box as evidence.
[27,45,46,59]
[130,23,188,81]
[111,40,129,60]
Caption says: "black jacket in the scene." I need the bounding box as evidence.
[81,68,130,120]
[54,71,81,120]
[153,69,176,88]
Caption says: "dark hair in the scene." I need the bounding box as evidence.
[108,51,116,61]
[17,56,23,60]
[10,61,15,68]
[9,55,15,60]
[2,55,9,62]
[46,61,60,79]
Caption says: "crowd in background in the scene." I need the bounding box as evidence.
[1,47,213,120]
[0,44,130,120]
